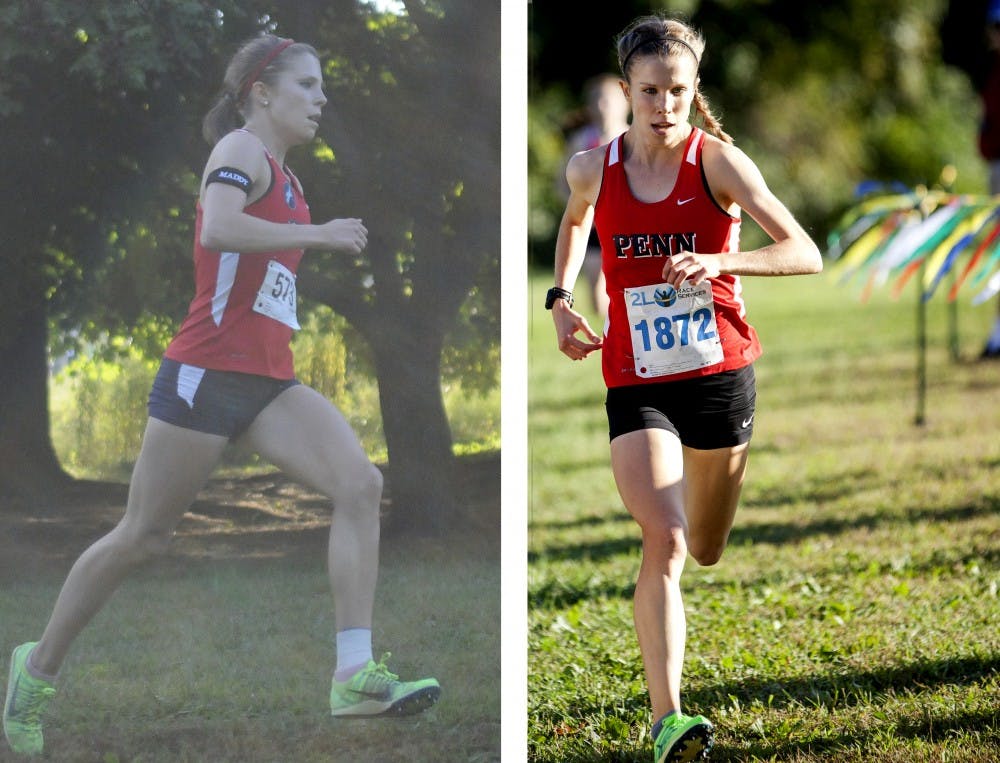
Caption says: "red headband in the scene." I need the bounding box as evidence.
[241,38,296,99]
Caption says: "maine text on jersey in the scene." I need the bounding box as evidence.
[612,232,697,258]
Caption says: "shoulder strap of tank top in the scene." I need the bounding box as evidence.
[606,133,625,168]
[684,127,705,167]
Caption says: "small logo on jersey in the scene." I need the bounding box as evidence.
[284,181,296,209]
[742,414,754,428]
[653,285,677,307]
[677,197,696,206]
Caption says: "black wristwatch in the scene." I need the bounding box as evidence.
[545,287,574,309]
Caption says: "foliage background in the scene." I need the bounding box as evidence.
[0,0,500,523]
[528,0,989,267]
[50,305,499,479]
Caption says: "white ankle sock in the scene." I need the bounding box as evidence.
[335,628,373,679]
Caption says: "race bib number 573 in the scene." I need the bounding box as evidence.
[624,280,723,378]
[253,260,300,330]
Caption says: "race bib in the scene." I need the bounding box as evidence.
[253,260,300,330]
[624,280,723,378]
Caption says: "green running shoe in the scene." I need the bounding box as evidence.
[4,643,56,756]
[330,653,440,717]
[653,712,714,763]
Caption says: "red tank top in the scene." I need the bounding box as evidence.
[594,127,761,388]
[165,141,310,379]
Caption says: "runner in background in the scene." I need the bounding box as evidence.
[557,73,631,320]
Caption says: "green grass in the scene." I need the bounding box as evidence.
[1,527,499,761]
[528,266,1000,762]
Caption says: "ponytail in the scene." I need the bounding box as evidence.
[202,91,244,146]
[693,90,733,145]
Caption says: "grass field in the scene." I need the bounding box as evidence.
[527,266,1000,762]
[0,461,500,762]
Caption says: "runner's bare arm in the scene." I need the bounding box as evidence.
[199,130,367,255]
[552,149,604,360]
[661,138,822,287]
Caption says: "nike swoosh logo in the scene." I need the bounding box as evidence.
[742,415,754,428]
[677,197,696,206]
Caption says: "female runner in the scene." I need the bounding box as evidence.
[547,14,821,762]
[5,35,439,758]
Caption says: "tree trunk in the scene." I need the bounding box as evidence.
[371,329,460,535]
[0,291,71,505]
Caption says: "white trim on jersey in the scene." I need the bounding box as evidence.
[609,136,621,166]
[685,128,701,165]
[211,251,240,326]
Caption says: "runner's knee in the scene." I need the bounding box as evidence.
[640,522,688,566]
[131,528,175,561]
[114,521,175,563]
[688,536,727,567]
[332,462,383,517]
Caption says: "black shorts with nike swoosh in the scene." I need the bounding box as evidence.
[605,365,756,449]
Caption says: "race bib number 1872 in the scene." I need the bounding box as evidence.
[624,280,723,378]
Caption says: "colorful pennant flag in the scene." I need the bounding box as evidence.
[826,187,1000,304]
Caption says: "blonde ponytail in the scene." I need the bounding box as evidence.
[693,90,733,145]
[202,91,244,146]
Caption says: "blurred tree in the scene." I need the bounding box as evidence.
[0,0,500,534]
[274,0,500,530]
[0,0,241,501]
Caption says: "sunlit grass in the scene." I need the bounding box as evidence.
[528,267,1000,762]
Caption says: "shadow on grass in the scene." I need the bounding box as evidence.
[530,496,998,570]
[739,468,882,509]
[709,707,1000,762]
[692,653,1000,714]
[528,495,997,609]
[530,512,634,532]
[530,655,1000,762]
[0,453,500,583]
[728,497,999,550]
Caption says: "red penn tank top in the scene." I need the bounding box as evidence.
[165,142,310,379]
[594,127,761,388]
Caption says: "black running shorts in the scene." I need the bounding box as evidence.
[148,357,300,439]
[605,365,756,449]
